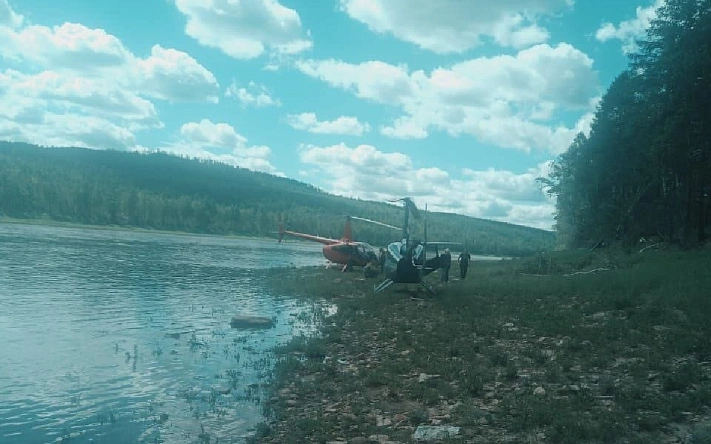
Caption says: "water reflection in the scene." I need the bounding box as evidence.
[0,223,326,444]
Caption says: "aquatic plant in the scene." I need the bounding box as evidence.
[225,369,240,389]
[151,342,163,357]
[189,331,209,350]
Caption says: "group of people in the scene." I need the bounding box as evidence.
[362,245,474,283]
[436,248,472,283]
[362,247,389,278]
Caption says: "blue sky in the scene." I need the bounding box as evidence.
[0,0,664,229]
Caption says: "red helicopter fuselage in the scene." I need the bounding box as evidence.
[278,217,378,267]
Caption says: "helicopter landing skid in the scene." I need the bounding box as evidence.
[373,278,392,293]
[374,278,436,296]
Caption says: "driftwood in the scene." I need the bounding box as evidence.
[519,267,612,277]
[563,267,610,276]
[639,242,662,253]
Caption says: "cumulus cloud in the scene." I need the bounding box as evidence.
[135,45,219,103]
[339,0,573,53]
[161,119,281,174]
[286,112,370,136]
[0,95,139,150]
[296,43,599,154]
[0,21,220,102]
[0,9,220,149]
[595,0,664,54]
[296,59,414,105]
[380,117,428,140]
[174,0,312,59]
[1,70,161,128]
[226,81,281,107]
[0,69,162,149]
[1,22,133,71]
[299,142,555,229]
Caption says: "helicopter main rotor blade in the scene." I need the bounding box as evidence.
[387,197,421,220]
[349,216,401,231]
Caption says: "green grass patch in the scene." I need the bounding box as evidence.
[258,246,711,443]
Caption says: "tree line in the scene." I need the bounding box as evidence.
[0,142,554,257]
[541,0,710,248]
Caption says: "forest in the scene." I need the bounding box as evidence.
[541,0,710,249]
[0,142,554,257]
[3,1,708,255]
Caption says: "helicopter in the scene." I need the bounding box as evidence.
[277,216,392,271]
[375,197,461,294]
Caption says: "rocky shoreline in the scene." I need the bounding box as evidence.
[256,253,711,443]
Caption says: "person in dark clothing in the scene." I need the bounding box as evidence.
[394,253,420,283]
[440,248,451,282]
[342,258,354,272]
[363,259,380,278]
[458,250,472,279]
[378,248,387,273]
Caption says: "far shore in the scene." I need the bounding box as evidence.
[0,217,511,260]
[0,216,270,242]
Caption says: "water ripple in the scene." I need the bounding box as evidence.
[0,223,326,444]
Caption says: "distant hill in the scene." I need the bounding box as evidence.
[0,142,555,256]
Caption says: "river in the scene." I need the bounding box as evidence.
[0,223,327,444]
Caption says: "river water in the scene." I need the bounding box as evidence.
[0,223,327,444]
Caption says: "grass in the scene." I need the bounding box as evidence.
[254,245,711,443]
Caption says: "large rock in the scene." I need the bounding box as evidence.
[413,426,460,441]
[230,315,274,329]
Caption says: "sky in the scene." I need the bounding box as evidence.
[0,0,665,230]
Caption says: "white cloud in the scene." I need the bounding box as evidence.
[595,0,664,54]
[0,69,162,149]
[380,117,428,140]
[296,59,414,105]
[1,22,133,71]
[0,21,220,103]
[174,0,312,59]
[226,81,281,107]
[135,45,219,103]
[0,89,139,150]
[299,142,555,229]
[296,43,599,154]
[0,0,22,28]
[286,112,370,136]
[1,70,161,128]
[0,13,220,150]
[39,114,138,149]
[339,0,572,53]
[161,119,280,174]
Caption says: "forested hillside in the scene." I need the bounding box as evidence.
[541,0,710,248]
[0,142,554,256]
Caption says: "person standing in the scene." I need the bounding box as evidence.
[378,248,387,273]
[458,250,472,279]
[440,248,452,282]
[363,259,380,278]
